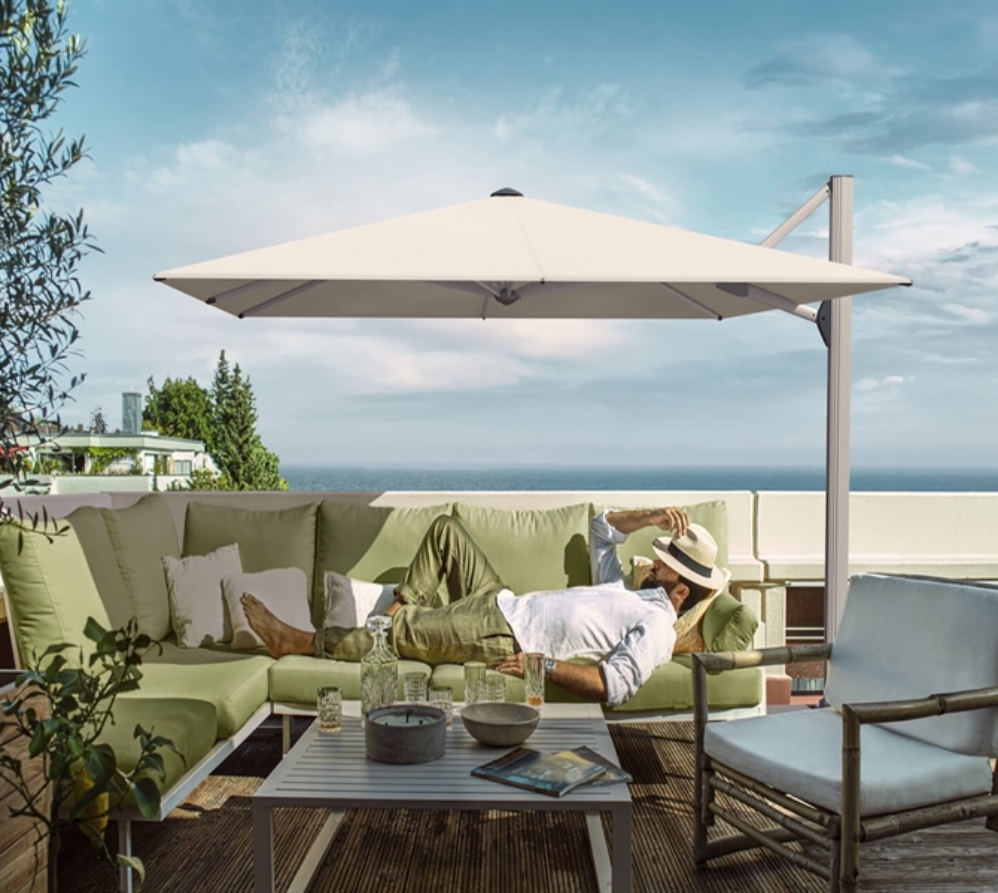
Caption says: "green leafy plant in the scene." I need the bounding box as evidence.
[1,0,99,493]
[0,617,182,892]
[74,446,139,475]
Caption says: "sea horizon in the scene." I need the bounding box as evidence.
[281,464,998,493]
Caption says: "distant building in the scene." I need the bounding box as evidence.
[36,431,215,478]
[122,392,142,435]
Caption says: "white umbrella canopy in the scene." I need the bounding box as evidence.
[154,189,910,320]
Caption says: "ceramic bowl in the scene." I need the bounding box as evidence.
[460,702,540,747]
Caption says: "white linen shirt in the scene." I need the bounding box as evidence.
[496,511,677,707]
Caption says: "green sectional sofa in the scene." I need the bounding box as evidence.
[0,490,763,885]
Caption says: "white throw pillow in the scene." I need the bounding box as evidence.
[323,571,396,629]
[223,567,312,650]
[162,543,243,648]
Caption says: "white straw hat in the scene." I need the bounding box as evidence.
[651,523,730,590]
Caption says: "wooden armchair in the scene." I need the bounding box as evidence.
[691,574,998,893]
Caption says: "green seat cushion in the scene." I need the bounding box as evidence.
[451,503,591,594]
[96,697,217,806]
[604,659,763,712]
[701,592,758,652]
[0,520,111,666]
[183,501,318,619]
[120,641,272,739]
[269,655,433,706]
[591,500,729,590]
[101,494,181,640]
[66,505,135,630]
[427,660,763,712]
[314,501,453,630]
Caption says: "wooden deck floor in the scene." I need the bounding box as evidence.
[57,719,997,893]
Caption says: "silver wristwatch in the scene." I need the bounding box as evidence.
[544,658,556,679]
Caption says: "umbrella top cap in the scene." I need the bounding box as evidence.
[490,187,523,198]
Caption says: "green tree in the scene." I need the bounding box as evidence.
[88,405,107,434]
[143,375,212,444]
[210,351,287,490]
[0,0,96,491]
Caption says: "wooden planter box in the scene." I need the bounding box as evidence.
[0,678,51,893]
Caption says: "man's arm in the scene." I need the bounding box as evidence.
[605,507,690,536]
[494,653,608,701]
[590,506,690,586]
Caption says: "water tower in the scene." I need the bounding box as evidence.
[122,392,142,435]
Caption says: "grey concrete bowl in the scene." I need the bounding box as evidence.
[460,703,540,747]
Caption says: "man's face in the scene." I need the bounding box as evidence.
[640,559,680,590]
[640,559,689,612]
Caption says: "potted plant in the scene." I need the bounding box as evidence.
[0,617,181,892]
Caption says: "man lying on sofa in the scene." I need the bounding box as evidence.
[242,508,730,707]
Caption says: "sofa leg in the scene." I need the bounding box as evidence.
[283,714,292,755]
[118,819,134,893]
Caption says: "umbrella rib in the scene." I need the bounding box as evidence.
[655,283,722,320]
[238,281,323,319]
[717,283,818,322]
[205,279,274,306]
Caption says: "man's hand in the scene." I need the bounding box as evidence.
[494,652,525,677]
[652,507,689,536]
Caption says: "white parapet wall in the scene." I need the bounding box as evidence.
[756,491,998,581]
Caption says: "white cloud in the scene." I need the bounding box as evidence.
[493,84,631,144]
[293,90,434,156]
[944,303,989,324]
[618,174,669,203]
[888,154,931,171]
[949,156,976,175]
[176,139,237,169]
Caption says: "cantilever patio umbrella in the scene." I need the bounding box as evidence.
[155,182,911,638]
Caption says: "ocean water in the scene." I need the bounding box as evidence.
[282,465,998,493]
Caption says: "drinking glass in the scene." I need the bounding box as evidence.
[524,652,545,708]
[464,661,486,705]
[484,673,506,703]
[316,686,342,734]
[429,686,453,728]
[403,671,428,703]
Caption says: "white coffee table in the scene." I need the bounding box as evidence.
[253,702,632,893]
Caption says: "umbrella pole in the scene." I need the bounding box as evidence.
[824,175,854,642]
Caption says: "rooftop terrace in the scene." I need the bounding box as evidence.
[57,718,996,893]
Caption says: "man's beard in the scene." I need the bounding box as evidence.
[640,576,677,594]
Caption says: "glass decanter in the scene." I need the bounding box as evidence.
[360,614,398,716]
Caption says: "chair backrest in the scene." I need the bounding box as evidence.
[825,574,998,756]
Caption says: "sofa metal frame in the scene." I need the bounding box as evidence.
[692,644,998,893]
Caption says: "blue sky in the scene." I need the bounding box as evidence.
[47,0,998,468]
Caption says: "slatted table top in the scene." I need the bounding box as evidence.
[255,702,631,812]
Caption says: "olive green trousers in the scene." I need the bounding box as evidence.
[317,515,518,666]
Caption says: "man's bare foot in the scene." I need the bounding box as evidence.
[241,593,315,658]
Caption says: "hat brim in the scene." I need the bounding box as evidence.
[652,541,730,591]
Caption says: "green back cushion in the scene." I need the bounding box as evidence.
[183,501,318,624]
[101,494,181,641]
[66,505,134,630]
[451,503,591,594]
[592,500,729,589]
[315,500,453,629]
[0,520,111,665]
[701,591,758,652]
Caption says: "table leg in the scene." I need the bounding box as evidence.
[612,804,632,893]
[585,812,613,893]
[253,801,274,893]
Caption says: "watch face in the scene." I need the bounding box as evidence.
[545,658,556,677]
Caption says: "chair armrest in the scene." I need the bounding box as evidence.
[692,642,832,674]
[844,685,998,726]
[691,643,832,737]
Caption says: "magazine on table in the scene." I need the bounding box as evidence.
[472,746,607,797]
[569,746,632,786]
